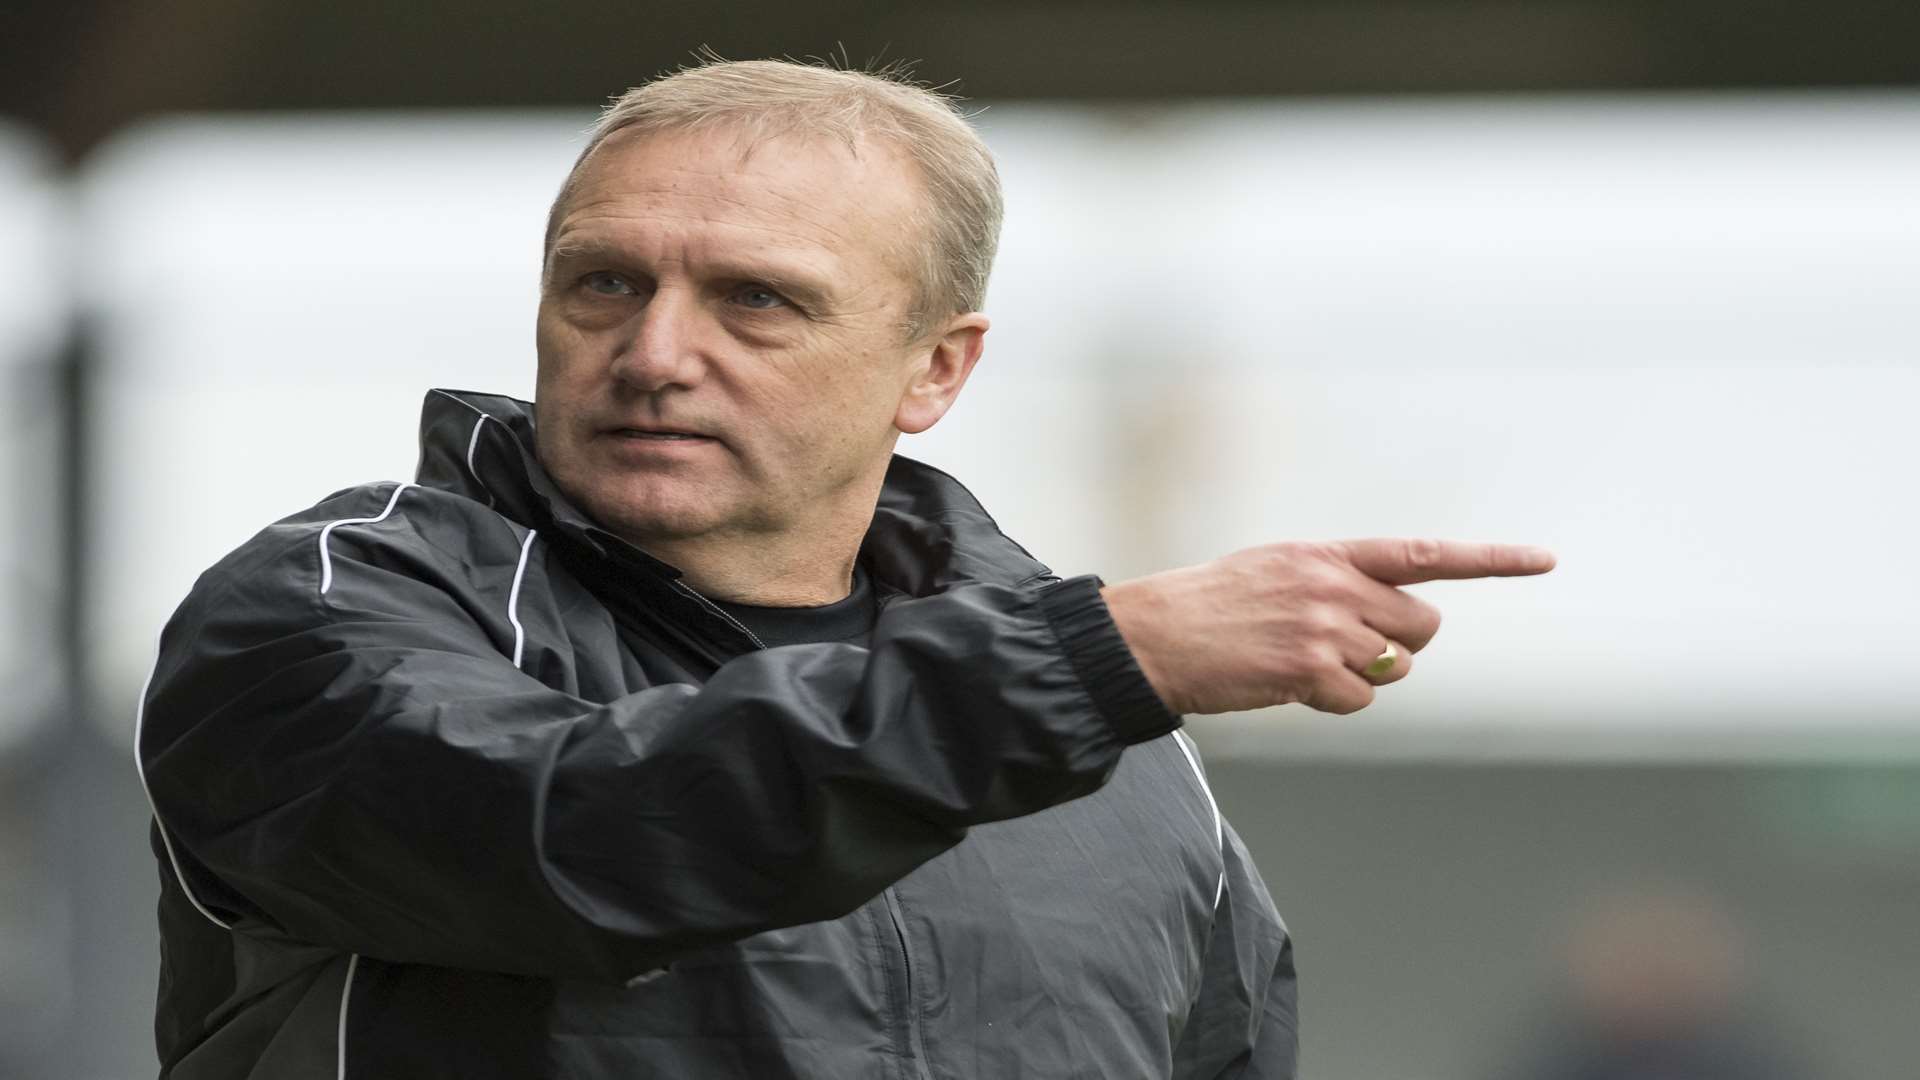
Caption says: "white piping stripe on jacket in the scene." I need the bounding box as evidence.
[318,483,415,596]
[464,414,495,506]
[132,644,235,931]
[507,529,538,669]
[336,953,360,1080]
[1172,730,1226,909]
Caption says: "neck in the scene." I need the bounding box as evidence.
[631,486,879,607]
[655,532,862,606]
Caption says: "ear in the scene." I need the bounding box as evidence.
[895,312,989,435]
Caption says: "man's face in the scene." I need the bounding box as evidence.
[535,125,946,552]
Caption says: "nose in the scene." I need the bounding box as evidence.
[609,287,706,393]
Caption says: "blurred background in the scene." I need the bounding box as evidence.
[3,2,1918,1077]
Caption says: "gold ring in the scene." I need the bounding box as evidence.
[1363,643,1398,679]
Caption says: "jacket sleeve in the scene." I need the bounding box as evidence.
[136,497,1179,985]
[1173,819,1301,1080]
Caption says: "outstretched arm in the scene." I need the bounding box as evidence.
[138,494,1175,985]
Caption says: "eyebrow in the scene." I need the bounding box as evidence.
[545,237,839,311]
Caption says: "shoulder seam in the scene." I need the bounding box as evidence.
[317,482,415,596]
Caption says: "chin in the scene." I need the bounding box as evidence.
[580,476,737,544]
[539,438,713,535]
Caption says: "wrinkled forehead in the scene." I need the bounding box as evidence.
[551,123,929,280]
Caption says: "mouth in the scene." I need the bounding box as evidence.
[600,426,723,457]
[607,427,716,442]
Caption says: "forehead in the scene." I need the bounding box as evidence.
[552,125,924,278]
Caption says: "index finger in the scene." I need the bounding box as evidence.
[1336,538,1557,585]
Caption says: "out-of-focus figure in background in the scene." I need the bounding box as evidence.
[1504,884,1807,1080]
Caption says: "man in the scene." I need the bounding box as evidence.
[136,59,1554,1078]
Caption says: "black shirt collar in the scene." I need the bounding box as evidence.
[707,561,879,648]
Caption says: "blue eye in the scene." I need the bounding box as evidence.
[735,286,787,310]
[582,271,635,296]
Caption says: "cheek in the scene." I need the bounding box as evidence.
[535,307,605,379]
[532,333,594,457]
[533,315,570,392]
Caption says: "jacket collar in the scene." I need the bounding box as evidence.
[414,388,1054,598]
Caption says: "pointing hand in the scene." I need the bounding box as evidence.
[1099,539,1556,716]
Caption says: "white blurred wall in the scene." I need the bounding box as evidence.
[78,94,1920,759]
[0,121,64,755]
[0,119,72,1065]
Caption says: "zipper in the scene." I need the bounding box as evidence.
[882,887,937,1080]
[669,579,770,651]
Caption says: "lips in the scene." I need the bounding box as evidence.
[606,426,715,441]
[599,425,722,456]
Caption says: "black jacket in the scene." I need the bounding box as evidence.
[137,388,1298,1079]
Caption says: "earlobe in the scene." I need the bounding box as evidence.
[896,313,989,435]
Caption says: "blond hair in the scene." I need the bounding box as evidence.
[545,58,1003,337]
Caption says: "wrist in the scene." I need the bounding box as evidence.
[1038,575,1183,740]
[1096,579,1187,718]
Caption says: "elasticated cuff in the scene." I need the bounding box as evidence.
[1036,574,1183,744]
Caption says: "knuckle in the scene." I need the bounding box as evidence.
[1268,542,1324,582]
[1300,559,1350,599]
[1234,546,1282,584]
[1260,540,1304,565]
[1255,550,1293,586]
[1310,644,1349,678]
[1304,602,1345,636]
[1274,539,1330,567]
[1405,537,1444,570]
